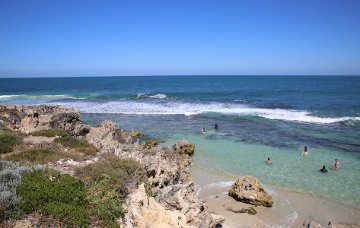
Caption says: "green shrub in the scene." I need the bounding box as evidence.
[0,134,22,154]
[0,161,40,219]
[16,170,87,227]
[76,155,146,227]
[30,129,69,137]
[54,135,90,148]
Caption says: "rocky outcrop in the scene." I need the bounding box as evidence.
[228,176,273,207]
[0,105,85,135]
[123,183,187,228]
[84,120,222,227]
[124,183,224,228]
[1,105,223,227]
[173,140,195,156]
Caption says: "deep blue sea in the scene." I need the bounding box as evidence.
[1,76,360,209]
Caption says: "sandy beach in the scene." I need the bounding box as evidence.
[190,166,360,227]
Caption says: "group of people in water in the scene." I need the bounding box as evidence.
[264,146,341,173]
[201,123,219,134]
[201,125,341,173]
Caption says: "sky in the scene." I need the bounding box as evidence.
[0,0,359,77]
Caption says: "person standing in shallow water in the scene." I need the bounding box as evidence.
[335,159,340,170]
[215,123,219,131]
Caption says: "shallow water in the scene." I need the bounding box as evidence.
[80,113,360,210]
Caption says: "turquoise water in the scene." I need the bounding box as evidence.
[1,76,360,208]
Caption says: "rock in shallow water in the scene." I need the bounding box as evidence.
[173,140,195,156]
[228,175,273,207]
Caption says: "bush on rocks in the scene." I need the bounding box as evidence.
[0,134,22,154]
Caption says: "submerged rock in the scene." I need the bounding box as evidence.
[226,206,257,215]
[173,140,195,156]
[130,129,144,138]
[228,176,273,207]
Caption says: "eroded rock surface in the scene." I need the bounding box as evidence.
[173,140,196,156]
[228,176,273,207]
[0,105,84,134]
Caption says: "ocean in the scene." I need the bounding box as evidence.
[1,76,360,210]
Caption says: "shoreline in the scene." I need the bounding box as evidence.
[189,165,360,227]
[1,104,359,227]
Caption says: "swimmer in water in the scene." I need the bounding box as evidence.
[215,123,219,131]
[201,127,206,134]
[319,165,328,173]
[302,146,308,156]
[264,157,272,165]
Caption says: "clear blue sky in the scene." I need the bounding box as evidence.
[0,0,359,77]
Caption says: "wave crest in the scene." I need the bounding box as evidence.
[51,100,360,124]
[136,93,168,99]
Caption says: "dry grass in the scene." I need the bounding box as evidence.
[5,145,98,165]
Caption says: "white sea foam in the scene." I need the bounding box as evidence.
[52,100,360,125]
[0,95,21,100]
[136,93,168,99]
[0,94,83,100]
[148,94,167,99]
[205,181,234,188]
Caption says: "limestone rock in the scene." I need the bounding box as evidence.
[85,120,118,149]
[0,105,83,134]
[173,140,195,156]
[144,139,159,149]
[228,176,273,207]
[124,184,224,228]
[123,183,187,228]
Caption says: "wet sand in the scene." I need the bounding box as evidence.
[190,167,360,227]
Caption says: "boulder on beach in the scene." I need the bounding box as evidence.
[173,140,195,156]
[228,176,273,207]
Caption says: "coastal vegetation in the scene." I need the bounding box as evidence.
[0,160,40,220]
[0,134,21,154]
[14,170,87,227]
[1,127,148,227]
[30,129,69,137]
[75,155,146,227]
[54,135,91,148]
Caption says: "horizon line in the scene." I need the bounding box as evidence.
[1,74,360,79]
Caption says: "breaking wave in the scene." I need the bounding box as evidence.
[51,100,360,125]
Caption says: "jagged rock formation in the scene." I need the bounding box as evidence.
[173,140,196,156]
[228,176,273,207]
[0,105,89,135]
[0,105,223,227]
[84,119,223,226]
